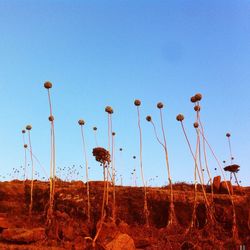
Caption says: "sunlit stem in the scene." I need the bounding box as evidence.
[137,106,149,227]
[80,125,90,223]
[198,127,238,239]
[111,133,116,220]
[28,131,34,218]
[159,109,175,225]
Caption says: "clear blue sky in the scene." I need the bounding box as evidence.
[0,0,249,186]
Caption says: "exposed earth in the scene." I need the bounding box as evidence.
[0,178,249,249]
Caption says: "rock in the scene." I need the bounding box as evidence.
[220,181,233,195]
[213,176,221,193]
[0,227,45,243]
[105,233,136,250]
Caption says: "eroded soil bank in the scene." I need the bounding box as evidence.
[0,180,249,249]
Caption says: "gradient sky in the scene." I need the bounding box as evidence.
[0,0,249,186]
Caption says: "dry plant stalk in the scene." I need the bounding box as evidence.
[198,129,238,240]
[134,99,149,227]
[157,102,176,226]
[105,106,113,207]
[176,115,213,231]
[44,81,56,225]
[111,131,116,221]
[26,125,34,218]
[92,147,111,246]
[78,119,91,223]
[22,129,27,181]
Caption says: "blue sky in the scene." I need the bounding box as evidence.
[0,0,249,186]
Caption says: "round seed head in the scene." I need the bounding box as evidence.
[146,115,152,122]
[78,119,85,126]
[157,102,164,109]
[226,133,231,137]
[112,132,116,136]
[190,96,197,103]
[176,114,184,122]
[193,122,199,128]
[134,99,141,106]
[26,125,32,131]
[44,81,52,89]
[195,93,202,101]
[133,156,136,159]
[223,160,226,163]
[24,144,28,148]
[194,105,201,112]
[22,129,26,134]
[93,127,97,131]
[119,148,123,151]
[105,106,113,114]
[48,115,54,122]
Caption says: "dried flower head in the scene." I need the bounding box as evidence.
[134,99,141,106]
[194,105,201,112]
[119,148,123,151]
[44,81,52,89]
[48,115,54,122]
[226,133,231,137]
[133,156,136,159]
[194,93,202,101]
[26,125,32,131]
[22,129,26,134]
[112,132,116,136]
[146,115,152,122]
[176,114,184,122]
[157,102,164,109]
[93,127,97,131]
[78,119,85,126]
[223,160,226,163]
[193,122,199,128]
[92,147,111,165]
[24,144,28,148]
[190,96,197,103]
[105,106,113,114]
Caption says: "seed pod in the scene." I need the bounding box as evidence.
[105,106,114,114]
[134,99,141,106]
[195,93,202,101]
[22,129,26,134]
[226,133,231,137]
[190,96,197,103]
[78,119,85,126]
[176,114,184,122]
[93,127,97,131]
[48,115,54,122]
[157,102,164,109]
[26,125,32,131]
[194,105,201,112]
[24,144,28,148]
[146,115,152,122]
[44,81,52,89]
[193,122,199,128]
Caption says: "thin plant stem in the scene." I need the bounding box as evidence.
[28,131,34,218]
[159,109,175,225]
[111,133,116,220]
[198,128,238,239]
[80,125,90,223]
[137,107,149,226]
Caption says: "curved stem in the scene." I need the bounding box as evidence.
[80,126,90,223]
[137,107,149,226]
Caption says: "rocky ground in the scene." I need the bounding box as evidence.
[0,179,249,249]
